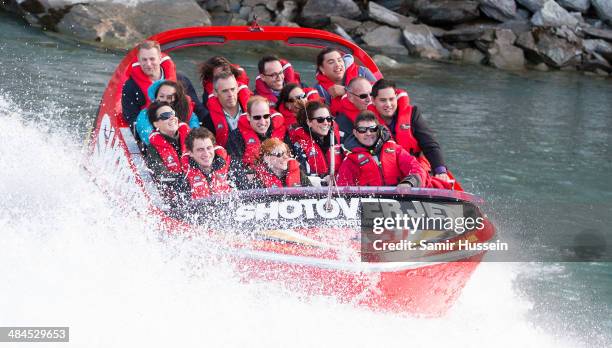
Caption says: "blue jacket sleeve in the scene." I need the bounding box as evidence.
[136,109,154,146]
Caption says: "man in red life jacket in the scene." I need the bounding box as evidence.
[336,111,426,188]
[226,95,287,174]
[314,47,377,105]
[255,55,301,105]
[183,128,233,199]
[121,40,208,134]
[332,77,373,141]
[370,79,451,184]
[206,71,251,147]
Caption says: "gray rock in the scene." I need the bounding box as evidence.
[487,29,525,70]
[517,0,547,13]
[532,62,550,70]
[238,6,252,20]
[330,16,362,33]
[252,5,273,24]
[534,29,583,67]
[372,0,406,13]
[557,0,590,13]
[373,54,407,68]
[231,18,248,26]
[479,0,517,22]
[412,0,481,26]
[553,26,581,43]
[355,21,380,37]
[532,0,579,27]
[591,0,612,24]
[450,48,463,60]
[56,0,211,49]
[439,26,493,42]
[578,25,612,41]
[402,22,449,59]
[301,0,361,21]
[330,24,355,42]
[516,8,532,19]
[278,1,298,23]
[580,51,612,72]
[203,0,230,12]
[362,25,410,55]
[243,0,276,11]
[583,38,612,60]
[210,11,234,25]
[462,48,486,63]
[368,1,414,28]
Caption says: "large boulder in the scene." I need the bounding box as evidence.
[583,38,612,60]
[412,0,481,26]
[517,0,547,13]
[479,0,517,22]
[402,22,449,59]
[330,16,362,35]
[557,0,590,13]
[578,25,612,41]
[532,29,583,67]
[301,0,361,28]
[55,0,211,49]
[277,1,298,24]
[486,29,526,70]
[591,0,612,24]
[368,1,414,28]
[532,0,579,27]
[362,25,410,55]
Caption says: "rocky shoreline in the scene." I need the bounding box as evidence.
[2,0,611,77]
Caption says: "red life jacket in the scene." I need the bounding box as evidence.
[148,123,190,173]
[238,111,286,168]
[255,58,302,105]
[343,141,405,186]
[206,84,251,147]
[185,147,233,199]
[127,54,177,108]
[277,88,320,126]
[368,89,431,171]
[315,58,360,92]
[288,125,342,176]
[254,159,302,188]
[331,94,361,123]
[202,64,250,95]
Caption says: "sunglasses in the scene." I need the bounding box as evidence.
[288,93,307,103]
[263,71,284,79]
[309,116,333,124]
[355,125,379,134]
[251,114,271,120]
[157,111,175,121]
[348,90,371,99]
[267,151,287,158]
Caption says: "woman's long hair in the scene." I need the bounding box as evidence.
[154,80,190,123]
[276,83,300,110]
[198,56,242,85]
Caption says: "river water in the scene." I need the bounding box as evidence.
[1,12,611,347]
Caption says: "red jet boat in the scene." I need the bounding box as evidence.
[84,25,496,316]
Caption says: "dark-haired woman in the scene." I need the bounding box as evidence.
[136,79,200,145]
[276,83,321,127]
[288,100,343,184]
[146,101,190,175]
[198,55,250,103]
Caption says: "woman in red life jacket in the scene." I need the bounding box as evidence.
[288,100,343,186]
[146,101,190,176]
[253,138,311,189]
[198,55,250,104]
[276,83,321,127]
[183,127,233,199]
[336,110,426,188]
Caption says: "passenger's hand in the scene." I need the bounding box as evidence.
[328,85,346,98]
[434,173,450,182]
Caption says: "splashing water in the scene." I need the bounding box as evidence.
[0,94,588,347]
